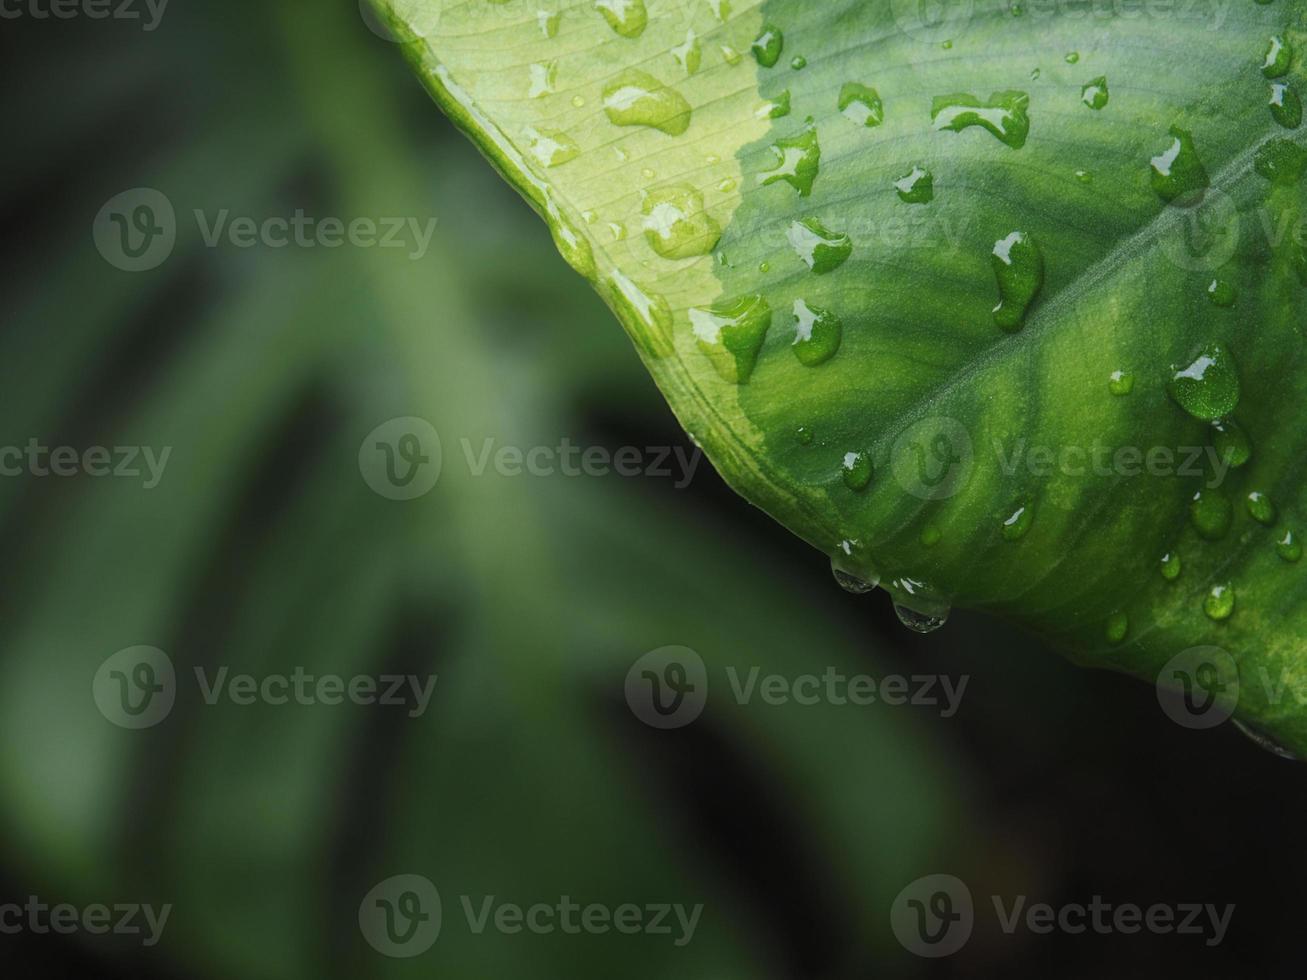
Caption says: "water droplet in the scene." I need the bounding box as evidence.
[842,450,873,491]
[538,9,561,37]
[641,184,721,259]
[720,44,742,66]
[522,126,581,168]
[839,83,884,127]
[672,29,702,75]
[1030,67,1041,81]
[1270,82,1302,129]
[1207,278,1238,307]
[1002,501,1033,540]
[708,0,730,22]
[1075,169,1093,184]
[941,39,953,49]
[790,55,807,70]
[1065,51,1080,64]
[1106,612,1128,644]
[1263,34,1293,78]
[797,425,814,445]
[831,539,880,592]
[572,94,587,108]
[759,123,821,197]
[528,60,558,99]
[603,70,693,135]
[718,177,738,193]
[1246,490,1277,526]
[1108,369,1135,396]
[833,569,875,593]
[791,299,843,366]
[1167,342,1240,421]
[1160,551,1182,581]
[991,231,1044,332]
[1204,583,1235,621]
[1211,418,1251,468]
[920,524,943,547]
[688,294,773,383]
[1150,126,1209,203]
[607,221,627,241]
[751,24,783,67]
[894,166,934,204]
[1081,75,1109,110]
[1254,137,1307,183]
[1233,719,1299,760]
[787,217,852,273]
[890,578,951,633]
[1190,488,1233,540]
[594,0,647,38]
[755,90,792,119]
[932,90,1031,149]
[894,602,950,634]
[1277,529,1302,562]
[582,210,597,224]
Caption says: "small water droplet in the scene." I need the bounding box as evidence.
[1075,169,1093,184]
[594,0,647,38]
[791,299,843,366]
[1211,418,1251,468]
[538,9,561,38]
[1263,34,1293,78]
[640,167,656,179]
[607,221,626,241]
[603,70,693,135]
[1030,67,1041,80]
[1204,582,1235,621]
[787,217,852,273]
[688,294,773,383]
[1105,611,1128,644]
[720,44,742,65]
[790,55,807,70]
[718,177,738,193]
[1150,126,1209,203]
[672,29,702,74]
[755,90,792,119]
[839,82,884,127]
[528,60,558,99]
[1233,719,1299,760]
[641,184,721,259]
[1270,82,1302,129]
[1246,490,1277,526]
[941,39,953,49]
[1277,529,1303,562]
[920,524,943,547]
[1002,501,1033,540]
[1207,278,1238,307]
[992,231,1044,332]
[759,123,821,196]
[1254,137,1307,183]
[1081,75,1109,110]
[894,165,934,204]
[1190,488,1233,540]
[1160,551,1182,581]
[1167,342,1240,421]
[522,126,581,168]
[1065,51,1080,64]
[1108,369,1135,396]
[751,24,784,67]
[572,94,587,108]
[842,450,873,491]
[797,425,814,445]
[708,0,730,22]
[932,90,1031,149]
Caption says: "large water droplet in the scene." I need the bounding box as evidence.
[1160,551,1182,581]
[1150,126,1208,203]
[1108,369,1135,396]
[1167,342,1240,421]
[1204,582,1235,621]
[1277,529,1303,563]
[1190,488,1233,540]
[1210,418,1251,468]
[528,60,558,99]
[688,295,773,383]
[1270,82,1303,129]
[672,29,702,74]
[792,299,843,365]
[522,126,581,168]
[538,9,561,38]
[787,217,852,273]
[1207,278,1238,307]
[834,568,876,593]
[841,450,873,491]
[891,578,951,633]
[641,184,721,259]
[831,539,880,593]
[1263,34,1293,78]
[1081,75,1109,110]
[894,166,934,204]
[751,24,783,67]
[1246,490,1277,526]
[931,91,1031,148]
[1254,137,1307,183]
[992,231,1044,332]
[759,123,821,196]
[894,603,950,634]
[708,0,730,22]
[603,70,693,135]
[839,83,884,127]
[756,90,792,119]
[594,0,647,38]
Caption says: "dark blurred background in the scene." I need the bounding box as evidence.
[2,1,1305,977]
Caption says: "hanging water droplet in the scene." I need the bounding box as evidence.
[1105,612,1128,644]
[1270,82,1302,129]
[755,90,792,119]
[1167,342,1240,421]
[787,217,852,273]
[831,539,880,593]
[1190,488,1233,540]
[1160,551,1182,581]
[1233,719,1299,760]
[839,83,884,127]
[841,450,873,491]
[1081,75,1109,110]
[834,569,876,593]
[1108,369,1135,396]
[791,299,843,365]
[1254,137,1307,183]
[672,29,702,74]
[991,231,1044,332]
[1210,418,1251,468]
[594,0,647,38]
[751,24,784,67]
[890,578,951,633]
[522,126,581,168]
[1150,126,1209,203]
[894,602,950,634]
[1002,501,1033,540]
[1204,582,1235,621]
[759,123,821,196]
[688,294,773,383]
[641,184,722,259]
[1207,278,1238,307]
[1246,490,1277,526]
[1263,34,1293,78]
[894,166,934,204]
[602,70,693,135]
[1277,529,1302,562]
[931,90,1031,149]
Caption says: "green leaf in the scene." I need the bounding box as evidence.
[377,0,1307,756]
